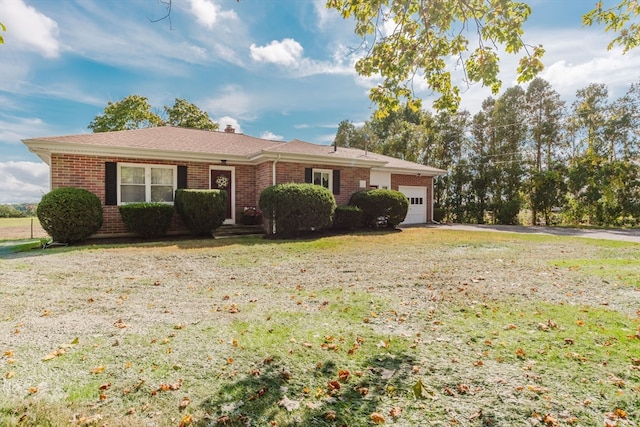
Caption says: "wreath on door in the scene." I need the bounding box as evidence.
[215,175,229,189]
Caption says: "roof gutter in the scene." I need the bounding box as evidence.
[21,140,251,165]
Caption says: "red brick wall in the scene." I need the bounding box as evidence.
[391,174,434,222]
[50,154,245,236]
[273,161,369,205]
[234,164,257,218]
[49,153,436,235]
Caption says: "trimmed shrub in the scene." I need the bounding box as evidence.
[333,205,363,230]
[349,189,409,228]
[119,203,175,238]
[260,183,336,237]
[175,189,226,236]
[37,187,103,243]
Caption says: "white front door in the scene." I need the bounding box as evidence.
[399,186,427,224]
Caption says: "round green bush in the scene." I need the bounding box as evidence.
[175,189,226,236]
[260,183,336,237]
[119,203,175,238]
[37,187,103,243]
[333,205,363,230]
[349,189,409,228]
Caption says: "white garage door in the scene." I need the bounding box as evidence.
[399,186,427,224]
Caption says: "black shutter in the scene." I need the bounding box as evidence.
[332,170,340,195]
[177,165,187,189]
[105,162,117,205]
[304,168,312,183]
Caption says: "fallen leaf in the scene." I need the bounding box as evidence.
[389,407,402,417]
[338,369,350,382]
[328,380,341,391]
[324,410,337,421]
[413,379,437,400]
[91,366,105,374]
[178,414,193,427]
[379,368,395,379]
[457,384,470,394]
[179,396,191,410]
[370,412,385,424]
[614,408,627,418]
[543,414,558,426]
[278,395,300,411]
[469,409,483,420]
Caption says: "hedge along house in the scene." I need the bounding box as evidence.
[23,125,445,237]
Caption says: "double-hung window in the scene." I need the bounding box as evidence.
[119,163,176,204]
[312,169,332,190]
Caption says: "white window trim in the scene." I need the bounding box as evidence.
[312,168,333,190]
[117,162,177,205]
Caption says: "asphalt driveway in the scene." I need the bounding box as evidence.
[412,223,640,243]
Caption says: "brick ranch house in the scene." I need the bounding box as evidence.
[23,125,445,237]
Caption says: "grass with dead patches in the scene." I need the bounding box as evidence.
[0,229,638,427]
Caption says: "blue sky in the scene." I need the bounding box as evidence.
[0,0,638,203]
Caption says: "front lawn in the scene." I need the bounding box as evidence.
[0,229,638,426]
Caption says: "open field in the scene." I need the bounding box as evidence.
[0,218,47,240]
[1,229,638,426]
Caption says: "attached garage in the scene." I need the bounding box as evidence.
[399,185,427,224]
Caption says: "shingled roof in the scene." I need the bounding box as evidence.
[23,126,445,175]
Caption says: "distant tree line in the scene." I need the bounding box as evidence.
[0,204,37,218]
[334,79,640,227]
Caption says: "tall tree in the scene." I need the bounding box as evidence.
[605,82,640,161]
[468,99,496,224]
[334,119,367,149]
[490,86,527,224]
[566,82,640,225]
[326,0,638,115]
[164,98,218,130]
[431,111,470,222]
[524,78,565,224]
[88,95,163,133]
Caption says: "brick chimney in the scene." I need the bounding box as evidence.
[224,124,235,133]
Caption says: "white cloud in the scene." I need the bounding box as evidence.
[0,161,49,203]
[536,31,640,100]
[250,38,304,67]
[316,133,338,144]
[202,85,255,119]
[260,131,284,141]
[215,116,242,134]
[186,0,237,29]
[0,0,60,58]
[0,115,52,144]
[250,38,354,77]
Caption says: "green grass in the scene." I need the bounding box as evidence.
[1,229,638,427]
[551,258,640,287]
